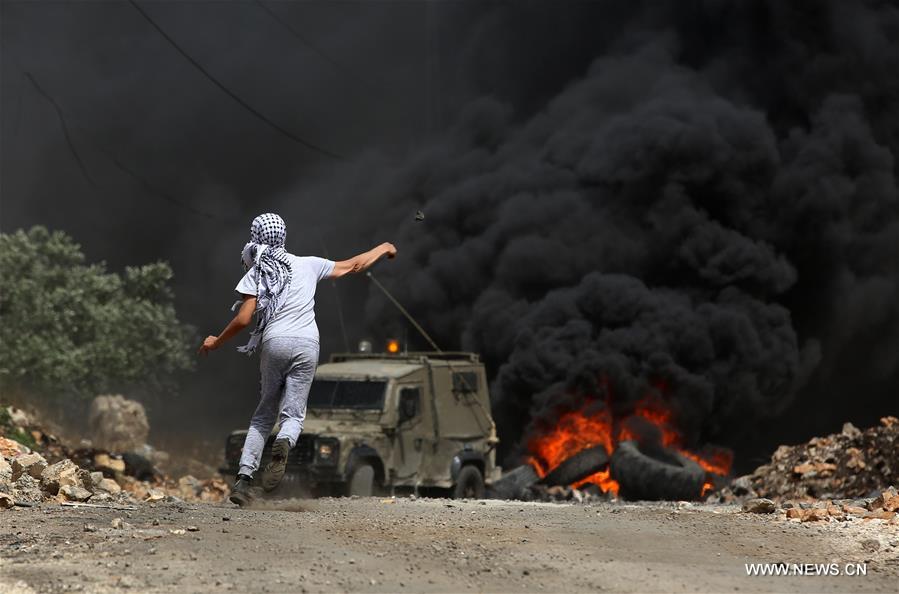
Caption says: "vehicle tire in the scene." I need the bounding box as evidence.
[347,463,375,497]
[610,440,706,501]
[541,445,609,487]
[453,465,485,499]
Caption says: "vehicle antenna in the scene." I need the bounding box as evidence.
[366,271,497,439]
[366,271,442,353]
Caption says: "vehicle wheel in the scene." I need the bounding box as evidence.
[453,465,485,499]
[610,440,706,501]
[541,445,609,487]
[347,463,375,497]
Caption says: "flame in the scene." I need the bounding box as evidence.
[527,393,732,499]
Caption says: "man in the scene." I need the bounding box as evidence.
[199,213,396,506]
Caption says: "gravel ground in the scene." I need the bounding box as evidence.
[2,497,898,593]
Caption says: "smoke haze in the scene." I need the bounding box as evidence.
[2,1,897,471]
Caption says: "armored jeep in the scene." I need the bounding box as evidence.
[220,352,500,498]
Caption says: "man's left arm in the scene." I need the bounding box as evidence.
[329,242,397,278]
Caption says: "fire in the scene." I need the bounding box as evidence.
[527,394,732,499]
[527,406,620,496]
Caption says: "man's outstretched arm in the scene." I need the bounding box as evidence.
[198,294,257,355]
[330,242,397,278]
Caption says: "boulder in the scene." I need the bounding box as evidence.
[88,395,149,453]
[0,492,13,509]
[59,484,92,502]
[11,452,47,480]
[40,459,81,495]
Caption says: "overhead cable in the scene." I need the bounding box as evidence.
[129,0,343,160]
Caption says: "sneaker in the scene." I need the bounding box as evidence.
[261,438,290,492]
[229,474,253,507]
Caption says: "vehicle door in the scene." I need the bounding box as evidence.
[391,382,428,486]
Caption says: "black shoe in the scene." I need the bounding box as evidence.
[261,438,290,492]
[229,474,253,507]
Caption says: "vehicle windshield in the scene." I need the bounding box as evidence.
[307,379,387,410]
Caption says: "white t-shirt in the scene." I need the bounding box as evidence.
[235,255,335,345]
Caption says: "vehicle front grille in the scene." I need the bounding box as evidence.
[225,433,316,471]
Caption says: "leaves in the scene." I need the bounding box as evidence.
[0,226,194,400]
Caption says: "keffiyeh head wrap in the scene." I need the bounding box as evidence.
[234,213,292,354]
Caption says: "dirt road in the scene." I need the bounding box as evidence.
[2,497,897,593]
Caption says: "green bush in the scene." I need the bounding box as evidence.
[0,226,194,401]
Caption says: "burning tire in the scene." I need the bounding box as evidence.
[541,445,609,487]
[610,440,705,501]
[453,465,485,499]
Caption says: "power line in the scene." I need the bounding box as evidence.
[24,72,98,189]
[19,65,233,222]
[128,0,343,160]
[253,0,374,91]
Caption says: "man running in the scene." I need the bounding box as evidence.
[199,213,397,506]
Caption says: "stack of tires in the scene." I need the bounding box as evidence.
[536,441,706,501]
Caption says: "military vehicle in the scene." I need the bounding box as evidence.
[220,351,500,498]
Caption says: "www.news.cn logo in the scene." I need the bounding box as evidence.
[745,563,868,577]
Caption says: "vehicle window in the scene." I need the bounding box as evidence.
[452,371,478,394]
[399,387,420,422]
[308,380,387,410]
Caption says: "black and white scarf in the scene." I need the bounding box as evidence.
[234,213,292,354]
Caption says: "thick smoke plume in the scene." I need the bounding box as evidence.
[353,3,899,465]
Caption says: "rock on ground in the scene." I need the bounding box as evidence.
[12,473,43,503]
[742,498,776,513]
[58,484,92,502]
[11,453,47,481]
[95,478,121,494]
[0,436,29,458]
[88,395,149,453]
[40,459,81,495]
[0,456,12,489]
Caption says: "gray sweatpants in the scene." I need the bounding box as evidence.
[238,336,319,477]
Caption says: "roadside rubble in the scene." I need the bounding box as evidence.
[713,417,899,530]
[739,486,899,528]
[0,400,229,509]
[713,416,899,504]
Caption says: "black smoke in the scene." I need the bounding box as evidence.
[2,1,897,471]
[354,2,899,468]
